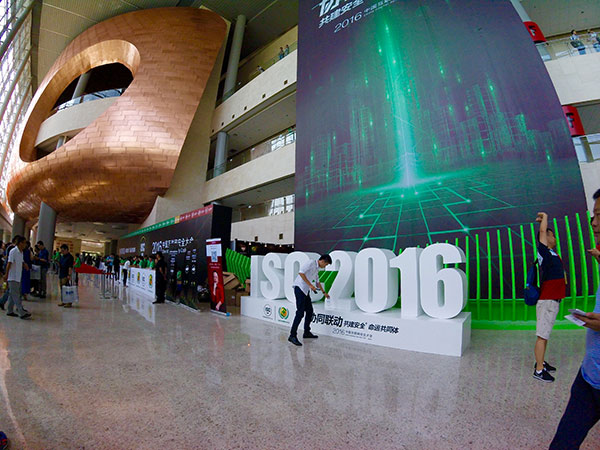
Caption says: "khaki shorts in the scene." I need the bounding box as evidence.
[536,300,560,340]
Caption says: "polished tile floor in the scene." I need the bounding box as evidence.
[0,274,598,449]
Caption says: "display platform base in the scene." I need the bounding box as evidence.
[241,296,471,357]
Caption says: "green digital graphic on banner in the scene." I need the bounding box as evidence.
[296,0,592,326]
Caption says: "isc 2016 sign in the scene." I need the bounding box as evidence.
[250,243,467,320]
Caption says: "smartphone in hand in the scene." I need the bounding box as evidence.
[565,314,586,327]
[569,308,588,317]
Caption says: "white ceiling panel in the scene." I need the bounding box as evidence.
[520,0,600,37]
[36,0,299,83]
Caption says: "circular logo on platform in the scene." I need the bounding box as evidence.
[278,306,289,320]
[263,304,273,318]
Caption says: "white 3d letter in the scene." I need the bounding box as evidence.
[325,250,357,310]
[260,253,287,299]
[354,248,398,313]
[390,247,423,318]
[419,243,467,319]
[250,255,265,297]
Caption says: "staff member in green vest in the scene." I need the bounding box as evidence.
[74,253,81,285]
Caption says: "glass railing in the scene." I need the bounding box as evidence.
[48,87,125,116]
[207,127,296,180]
[541,34,600,61]
[235,194,295,223]
[217,41,297,105]
[574,133,600,163]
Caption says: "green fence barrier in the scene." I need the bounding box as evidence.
[225,249,251,288]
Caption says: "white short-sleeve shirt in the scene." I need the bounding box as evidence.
[293,259,319,295]
[7,246,23,282]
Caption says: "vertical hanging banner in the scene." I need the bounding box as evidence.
[207,238,227,314]
[295,0,589,308]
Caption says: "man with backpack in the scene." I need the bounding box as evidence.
[533,211,566,383]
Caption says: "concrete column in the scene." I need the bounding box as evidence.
[214,15,246,178]
[36,201,57,253]
[214,131,229,177]
[2,230,10,243]
[55,136,66,149]
[12,215,25,239]
[72,71,91,100]
[509,0,530,21]
[223,15,247,95]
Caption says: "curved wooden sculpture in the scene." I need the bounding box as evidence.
[8,7,226,222]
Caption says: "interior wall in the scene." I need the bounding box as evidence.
[545,52,600,105]
[54,236,82,254]
[236,26,298,87]
[139,27,229,227]
[576,102,600,134]
[231,212,294,245]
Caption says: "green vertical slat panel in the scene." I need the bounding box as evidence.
[476,233,481,320]
[530,223,538,322]
[587,210,600,294]
[497,229,504,320]
[520,225,528,321]
[486,231,492,321]
[564,216,576,317]
[465,236,470,306]
[575,212,589,311]
[553,217,562,258]
[508,227,516,321]
[454,237,459,268]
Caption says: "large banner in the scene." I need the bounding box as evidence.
[118,205,232,309]
[296,0,589,306]
[207,238,227,314]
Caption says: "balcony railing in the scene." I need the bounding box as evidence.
[48,88,125,117]
[207,128,296,180]
[217,41,297,105]
[540,34,600,61]
[574,133,600,163]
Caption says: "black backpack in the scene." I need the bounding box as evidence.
[524,259,541,306]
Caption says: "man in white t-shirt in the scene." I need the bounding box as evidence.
[3,236,30,319]
[288,254,332,346]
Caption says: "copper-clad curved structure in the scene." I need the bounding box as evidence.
[8,7,226,222]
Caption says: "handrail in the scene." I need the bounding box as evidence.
[48,88,125,117]
[574,133,600,163]
[542,34,600,60]
[217,41,297,105]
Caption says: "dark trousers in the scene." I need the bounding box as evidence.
[550,368,600,449]
[290,286,313,337]
[156,280,166,302]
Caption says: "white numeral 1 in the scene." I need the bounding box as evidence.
[390,248,423,318]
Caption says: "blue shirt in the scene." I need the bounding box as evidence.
[38,248,49,267]
[582,287,600,390]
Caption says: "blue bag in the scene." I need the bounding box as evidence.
[0,431,8,450]
[524,260,540,306]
